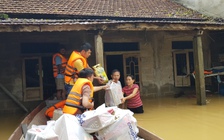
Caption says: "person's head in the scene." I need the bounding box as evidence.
[58,45,66,55]
[78,68,94,82]
[125,75,135,86]
[79,43,92,59]
[111,69,120,83]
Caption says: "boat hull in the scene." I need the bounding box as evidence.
[9,101,163,140]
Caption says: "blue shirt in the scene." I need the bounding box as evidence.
[55,56,64,78]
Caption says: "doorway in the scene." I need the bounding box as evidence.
[172,41,194,87]
[23,57,43,101]
[21,43,59,101]
[106,55,125,86]
[104,43,140,87]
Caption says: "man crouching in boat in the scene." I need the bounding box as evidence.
[63,68,108,115]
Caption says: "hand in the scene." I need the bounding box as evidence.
[121,97,126,104]
[102,85,109,90]
[94,76,105,84]
[97,77,105,84]
[91,102,94,109]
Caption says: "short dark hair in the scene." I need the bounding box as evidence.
[78,68,94,78]
[111,69,120,75]
[126,75,135,80]
[79,42,92,52]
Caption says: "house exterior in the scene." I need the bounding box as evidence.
[0,0,224,113]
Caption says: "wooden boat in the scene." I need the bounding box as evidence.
[9,101,163,140]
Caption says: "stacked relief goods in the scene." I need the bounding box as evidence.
[26,61,139,140]
[94,108,139,140]
[25,104,142,140]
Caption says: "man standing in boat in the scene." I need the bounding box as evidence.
[52,46,67,100]
[63,68,107,115]
[64,42,103,94]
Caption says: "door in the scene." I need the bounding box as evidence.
[106,55,125,86]
[123,54,140,85]
[22,57,43,101]
[173,51,193,87]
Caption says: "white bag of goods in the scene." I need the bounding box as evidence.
[52,108,63,121]
[76,104,117,133]
[105,81,124,106]
[54,114,93,140]
[92,64,109,84]
[25,120,58,140]
[95,108,139,140]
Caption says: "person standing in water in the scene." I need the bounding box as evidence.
[105,69,123,107]
[122,75,144,113]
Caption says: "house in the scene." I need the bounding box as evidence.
[0,0,224,113]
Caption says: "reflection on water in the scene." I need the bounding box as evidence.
[0,112,27,140]
[134,94,224,140]
[2,94,224,140]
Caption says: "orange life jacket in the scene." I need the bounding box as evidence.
[64,51,88,84]
[52,53,67,78]
[63,78,94,115]
[45,100,66,118]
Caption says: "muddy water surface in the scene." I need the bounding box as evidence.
[1,94,224,140]
[0,113,27,140]
[134,94,224,140]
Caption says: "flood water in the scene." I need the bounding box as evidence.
[134,94,224,140]
[1,94,224,140]
[0,113,27,140]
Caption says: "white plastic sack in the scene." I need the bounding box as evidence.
[96,108,139,140]
[76,104,117,133]
[52,108,63,121]
[54,114,93,140]
[105,81,124,106]
[25,120,58,140]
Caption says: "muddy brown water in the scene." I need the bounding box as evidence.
[0,113,27,140]
[134,94,224,140]
[1,94,224,140]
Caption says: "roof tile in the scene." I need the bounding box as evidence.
[0,0,204,20]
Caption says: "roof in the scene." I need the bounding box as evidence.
[0,0,224,31]
[0,0,205,20]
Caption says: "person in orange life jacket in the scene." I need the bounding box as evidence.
[64,42,104,94]
[63,68,108,115]
[121,75,144,114]
[52,46,67,100]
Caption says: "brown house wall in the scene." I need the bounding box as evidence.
[0,30,213,113]
[0,31,98,112]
